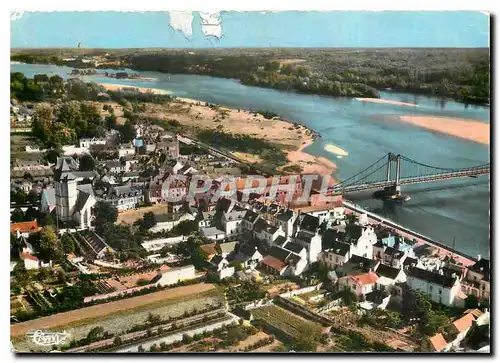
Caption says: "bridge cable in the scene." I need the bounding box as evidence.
[331,154,389,188]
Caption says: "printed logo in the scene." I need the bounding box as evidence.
[27,330,70,347]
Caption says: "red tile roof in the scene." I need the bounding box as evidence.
[349,271,379,286]
[453,312,476,333]
[22,252,39,262]
[261,255,287,272]
[10,220,40,234]
[429,333,448,352]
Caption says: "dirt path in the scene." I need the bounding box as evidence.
[251,339,283,352]
[233,331,269,351]
[11,283,216,338]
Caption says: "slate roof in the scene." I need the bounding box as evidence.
[296,230,315,243]
[210,255,225,266]
[375,264,401,280]
[298,213,320,232]
[243,210,259,223]
[201,227,225,237]
[77,184,95,197]
[54,158,76,182]
[384,246,405,259]
[276,209,294,222]
[283,242,305,254]
[339,255,378,276]
[321,229,341,250]
[239,243,259,257]
[254,219,278,234]
[73,191,92,213]
[326,241,351,257]
[407,266,457,288]
[402,256,418,268]
[274,235,287,247]
[468,258,490,281]
[269,246,291,262]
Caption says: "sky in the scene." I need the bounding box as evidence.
[10,11,490,48]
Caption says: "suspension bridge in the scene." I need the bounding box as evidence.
[328,153,490,195]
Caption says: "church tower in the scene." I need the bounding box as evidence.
[54,158,78,221]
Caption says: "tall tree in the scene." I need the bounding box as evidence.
[11,208,25,223]
[94,201,118,225]
[79,154,96,171]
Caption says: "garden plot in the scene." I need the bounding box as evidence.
[12,283,221,352]
[252,304,322,340]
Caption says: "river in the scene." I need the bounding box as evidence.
[11,63,490,257]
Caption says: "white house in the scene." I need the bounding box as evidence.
[374,263,407,291]
[102,184,144,212]
[209,255,235,280]
[118,143,135,158]
[319,241,351,270]
[79,137,107,149]
[382,246,408,269]
[461,258,490,301]
[253,219,285,247]
[405,266,462,307]
[294,230,322,263]
[338,271,379,298]
[222,208,246,237]
[260,245,307,277]
[230,244,263,271]
[350,226,377,259]
[241,210,260,231]
[201,227,226,241]
[275,209,297,237]
[20,251,40,270]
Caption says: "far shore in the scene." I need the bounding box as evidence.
[98,88,337,178]
[98,82,171,95]
[356,98,418,107]
[383,114,490,145]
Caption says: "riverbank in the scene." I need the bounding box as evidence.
[98,82,171,95]
[286,139,337,177]
[141,96,335,176]
[374,114,490,145]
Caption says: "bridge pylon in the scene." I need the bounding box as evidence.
[386,153,402,194]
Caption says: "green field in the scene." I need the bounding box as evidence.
[252,304,322,340]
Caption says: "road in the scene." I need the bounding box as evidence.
[114,313,240,353]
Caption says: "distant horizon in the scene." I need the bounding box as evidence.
[11,11,489,48]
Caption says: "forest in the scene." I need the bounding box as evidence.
[11,48,490,103]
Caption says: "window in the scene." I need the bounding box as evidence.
[429,285,433,292]
[439,289,442,295]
